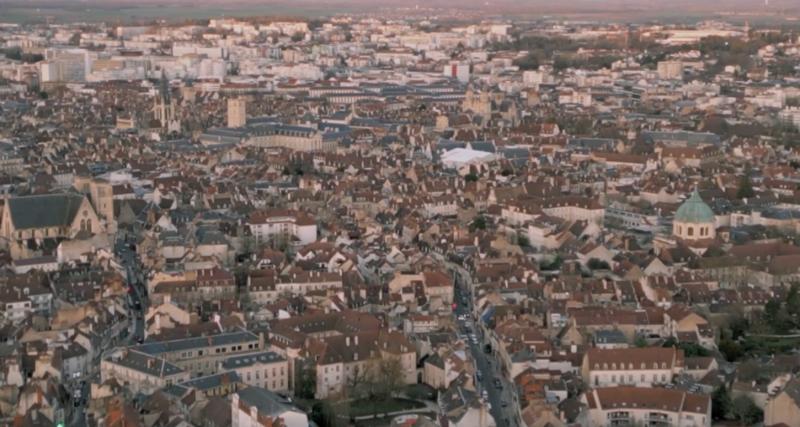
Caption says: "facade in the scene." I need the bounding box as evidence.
[584,386,711,427]
[228,98,247,128]
[313,331,416,399]
[245,123,334,152]
[100,349,191,395]
[221,351,290,392]
[132,330,263,377]
[581,347,685,388]
[0,193,104,259]
[247,210,317,247]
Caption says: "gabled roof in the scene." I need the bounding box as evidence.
[7,193,85,230]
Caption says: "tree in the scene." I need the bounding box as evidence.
[731,394,763,425]
[676,342,710,357]
[517,234,530,248]
[787,283,800,319]
[719,337,743,362]
[68,32,82,46]
[587,258,610,270]
[711,385,731,420]
[513,52,541,70]
[345,363,370,399]
[464,173,479,183]
[310,401,347,427]
[370,356,404,401]
[295,362,316,399]
[737,170,755,199]
[540,255,563,271]
[470,215,487,232]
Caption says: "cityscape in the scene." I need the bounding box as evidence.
[0,1,799,426]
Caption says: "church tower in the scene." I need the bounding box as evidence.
[154,72,180,133]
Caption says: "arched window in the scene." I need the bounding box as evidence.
[687,227,694,237]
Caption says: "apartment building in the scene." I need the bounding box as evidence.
[581,347,685,388]
[247,210,317,247]
[275,271,343,296]
[221,351,290,392]
[100,349,190,395]
[312,331,416,399]
[584,386,711,427]
[132,330,264,377]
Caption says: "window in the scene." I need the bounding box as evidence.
[687,227,694,236]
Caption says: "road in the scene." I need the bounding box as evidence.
[64,236,148,426]
[115,236,146,344]
[452,267,520,427]
[68,375,92,427]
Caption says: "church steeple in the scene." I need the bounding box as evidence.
[159,70,171,104]
[154,70,180,134]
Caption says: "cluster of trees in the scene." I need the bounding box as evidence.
[498,35,624,72]
[715,286,800,362]
[586,258,610,270]
[553,54,622,72]
[539,255,563,271]
[470,215,487,232]
[345,356,404,401]
[762,284,800,334]
[0,47,43,63]
[712,385,763,425]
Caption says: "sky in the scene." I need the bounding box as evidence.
[0,0,798,24]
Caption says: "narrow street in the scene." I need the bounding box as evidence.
[115,236,147,344]
[65,236,148,426]
[452,265,520,427]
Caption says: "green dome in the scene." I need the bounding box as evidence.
[675,189,715,224]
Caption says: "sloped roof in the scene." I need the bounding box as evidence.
[7,193,85,230]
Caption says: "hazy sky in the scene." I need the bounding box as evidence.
[0,0,798,24]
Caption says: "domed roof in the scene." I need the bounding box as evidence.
[675,189,715,224]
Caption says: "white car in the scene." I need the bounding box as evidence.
[481,390,489,399]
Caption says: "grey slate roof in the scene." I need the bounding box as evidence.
[237,386,299,417]
[133,330,259,356]
[109,350,184,377]
[221,351,286,370]
[179,371,240,390]
[7,193,85,230]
